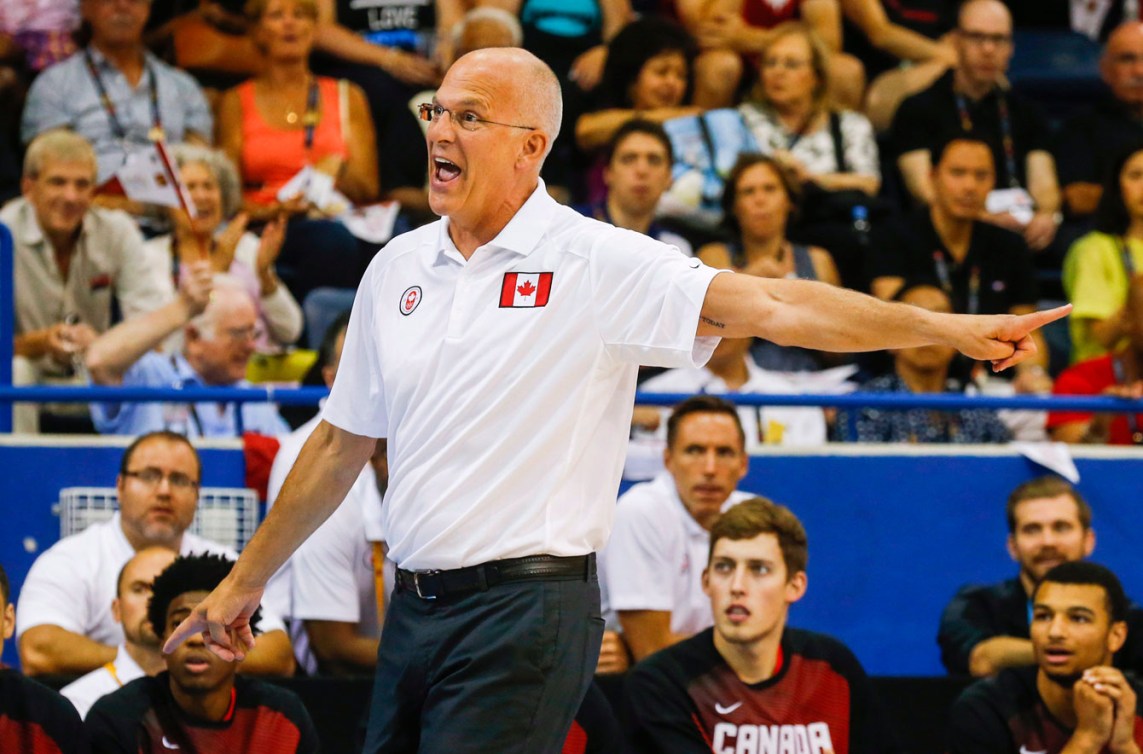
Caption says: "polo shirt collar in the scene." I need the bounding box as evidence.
[15,199,96,257]
[171,351,247,389]
[85,44,158,73]
[436,179,557,263]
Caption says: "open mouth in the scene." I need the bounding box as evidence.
[726,605,751,624]
[433,157,462,184]
[1043,647,1073,665]
[183,654,213,674]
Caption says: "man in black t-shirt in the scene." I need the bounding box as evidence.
[0,561,89,754]
[85,554,317,754]
[891,0,1062,252]
[871,131,1048,383]
[948,561,1143,754]
[625,498,900,754]
[1054,22,1143,220]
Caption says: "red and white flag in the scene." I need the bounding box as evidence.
[500,272,553,308]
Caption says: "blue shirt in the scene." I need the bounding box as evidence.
[22,47,213,182]
[90,352,289,438]
[835,373,1011,444]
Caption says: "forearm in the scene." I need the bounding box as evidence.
[85,298,195,385]
[305,620,380,671]
[700,273,954,351]
[260,284,304,346]
[1027,152,1061,214]
[228,421,374,590]
[811,172,879,195]
[874,24,947,61]
[19,626,116,676]
[967,636,1034,677]
[337,163,379,205]
[314,23,400,69]
[618,611,687,662]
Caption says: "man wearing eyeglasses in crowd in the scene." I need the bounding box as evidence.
[83,266,290,438]
[167,47,1067,753]
[16,431,295,678]
[891,0,1062,253]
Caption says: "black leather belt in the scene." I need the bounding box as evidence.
[395,554,594,600]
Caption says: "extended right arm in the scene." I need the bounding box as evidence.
[19,625,115,676]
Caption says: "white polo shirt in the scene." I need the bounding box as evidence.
[16,515,286,644]
[323,182,724,570]
[599,472,753,635]
[60,644,145,719]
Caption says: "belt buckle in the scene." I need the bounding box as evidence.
[413,570,440,600]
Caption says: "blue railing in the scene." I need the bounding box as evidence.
[0,385,1141,414]
[0,222,12,433]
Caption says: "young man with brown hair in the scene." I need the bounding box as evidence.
[625,497,900,753]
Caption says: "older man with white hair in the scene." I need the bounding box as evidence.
[84,264,289,437]
[168,47,1068,752]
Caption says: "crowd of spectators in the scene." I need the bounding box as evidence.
[3,0,1143,752]
[3,0,1142,447]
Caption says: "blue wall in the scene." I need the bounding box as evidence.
[2,441,1141,675]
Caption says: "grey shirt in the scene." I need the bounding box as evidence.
[21,47,212,182]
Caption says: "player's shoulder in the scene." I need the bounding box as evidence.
[633,628,724,688]
[783,627,862,665]
[363,220,444,277]
[955,665,1036,713]
[88,674,157,721]
[234,676,311,719]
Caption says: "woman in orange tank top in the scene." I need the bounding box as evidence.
[215,0,378,302]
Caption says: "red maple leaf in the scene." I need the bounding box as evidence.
[517,280,536,297]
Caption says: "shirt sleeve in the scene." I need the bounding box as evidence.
[15,545,95,638]
[322,259,387,437]
[841,111,881,179]
[945,682,1017,754]
[827,640,903,754]
[624,660,712,754]
[589,227,724,368]
[20,65,72,143]
[175,69,214,142]
[1064,233,1127,321]
[84,694,137,754]
[604,491,677,613]
[112,214,170,321]
[937,584,999,675]
[89,352,170,436]
[888,93,931,157]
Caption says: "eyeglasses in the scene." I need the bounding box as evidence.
[957,29,1012,47]
[417,103,536,132]
[221,325,264,343]
[124,468,199,490]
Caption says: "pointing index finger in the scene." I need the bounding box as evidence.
[162,614,207,655]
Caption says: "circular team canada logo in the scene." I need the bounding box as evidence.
[400,286,422,316]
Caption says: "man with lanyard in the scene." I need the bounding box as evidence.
[575,119,693,257]
[165,48,1067,752]
[870,131,1049,387]
[891,0,1063,254]
[1048,272,1143,445]
[21,0,212,203]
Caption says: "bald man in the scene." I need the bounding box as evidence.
[168,47,1068,753]
[892,0,1062,252]
[1055,22,1143,219]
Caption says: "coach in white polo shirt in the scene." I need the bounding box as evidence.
[166,47,1069,754]
[602,396,754,663]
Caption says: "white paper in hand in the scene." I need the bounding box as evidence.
[115,141,194,215]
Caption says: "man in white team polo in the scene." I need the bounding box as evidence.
[167,47,1068,753]
[602,396,754,664]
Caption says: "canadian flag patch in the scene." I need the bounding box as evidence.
[499,272,553,308]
